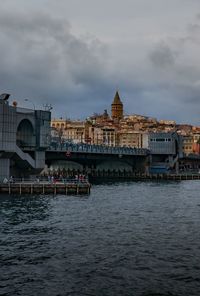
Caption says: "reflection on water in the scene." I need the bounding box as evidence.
[1,181,200,296]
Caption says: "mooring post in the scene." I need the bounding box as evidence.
[9,183,11,195]
[19,184,22,195]
[65,185,68,195]
[43,184,45,194]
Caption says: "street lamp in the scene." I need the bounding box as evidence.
[24,98,35,110]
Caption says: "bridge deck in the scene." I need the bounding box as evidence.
[48,143,149,156]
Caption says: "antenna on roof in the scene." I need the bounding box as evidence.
[43,103,53,111]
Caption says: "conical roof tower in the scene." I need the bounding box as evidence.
[111,91,123,121]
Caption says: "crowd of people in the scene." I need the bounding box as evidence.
[45,174,88,184]
[2,174,88,184]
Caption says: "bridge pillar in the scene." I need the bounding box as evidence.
[0,158,10,181]
[175,160,179,174]
[35,151,45,169]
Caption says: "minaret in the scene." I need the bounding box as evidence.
[111,91,123,121]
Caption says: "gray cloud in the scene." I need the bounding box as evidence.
[0,9,111,118]
[146,14,200,124]
[149,42,176,68]
[0,1,200,125]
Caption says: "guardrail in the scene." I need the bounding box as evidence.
[1,177,89,185]
[48,142,149,156]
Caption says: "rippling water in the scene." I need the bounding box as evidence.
[1,180,200,296]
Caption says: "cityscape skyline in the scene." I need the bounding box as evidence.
[0,0,200,125]
[50,89,200,127]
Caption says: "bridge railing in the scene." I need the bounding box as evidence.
[48,142,149,156]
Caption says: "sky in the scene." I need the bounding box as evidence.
[0,0,200,124]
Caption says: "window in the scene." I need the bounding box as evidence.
[156,138,165,142]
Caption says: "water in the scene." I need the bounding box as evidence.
[1,180,200,296]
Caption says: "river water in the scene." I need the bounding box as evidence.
[1,180,200,296]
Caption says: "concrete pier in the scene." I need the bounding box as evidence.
[89,172,200,181]
[0,182,91,195]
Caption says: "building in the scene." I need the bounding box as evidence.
[51,118,68,130]
[62,121,85,143]
[182,135,194,155]
[88,125,117,146]
[192,132,200,155]
[117,130,147,148]
[0,95,51,181]
[51,119,85,143]
[148,132,181,155]
[111,91,123,121]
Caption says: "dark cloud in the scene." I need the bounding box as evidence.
[146,17,200,125]
[0,4,199,125]
[149,42,176,68]
[0,10,111,118]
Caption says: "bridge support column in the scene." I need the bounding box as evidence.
[35,151,45,169]
[175,160,179,174]
[0,158,10,181]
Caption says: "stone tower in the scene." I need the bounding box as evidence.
[111,91,123,121]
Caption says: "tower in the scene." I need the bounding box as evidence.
[111,91,123,121]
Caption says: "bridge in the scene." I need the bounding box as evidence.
[45,142,150,174]
[45,133,185,176]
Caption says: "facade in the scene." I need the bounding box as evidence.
[51,119,85,143]
[51,118,68,130]
[117,130,147,148]
[62,121,85,143]
[193,143,200,154]
[102,127,117,146]
[88,126,117,146]
[148,132,181,155]
[193,132,200,144]
[182,136,194,155]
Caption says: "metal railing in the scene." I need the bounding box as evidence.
[1,177,89,185]
[48,142,149,156]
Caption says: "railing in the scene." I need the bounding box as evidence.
[48,142,149,156]
[2,177,89,185]
[182,153,200,159]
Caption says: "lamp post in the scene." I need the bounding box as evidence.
[24,98,35,110]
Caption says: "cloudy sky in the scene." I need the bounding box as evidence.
[0,0,200,124]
